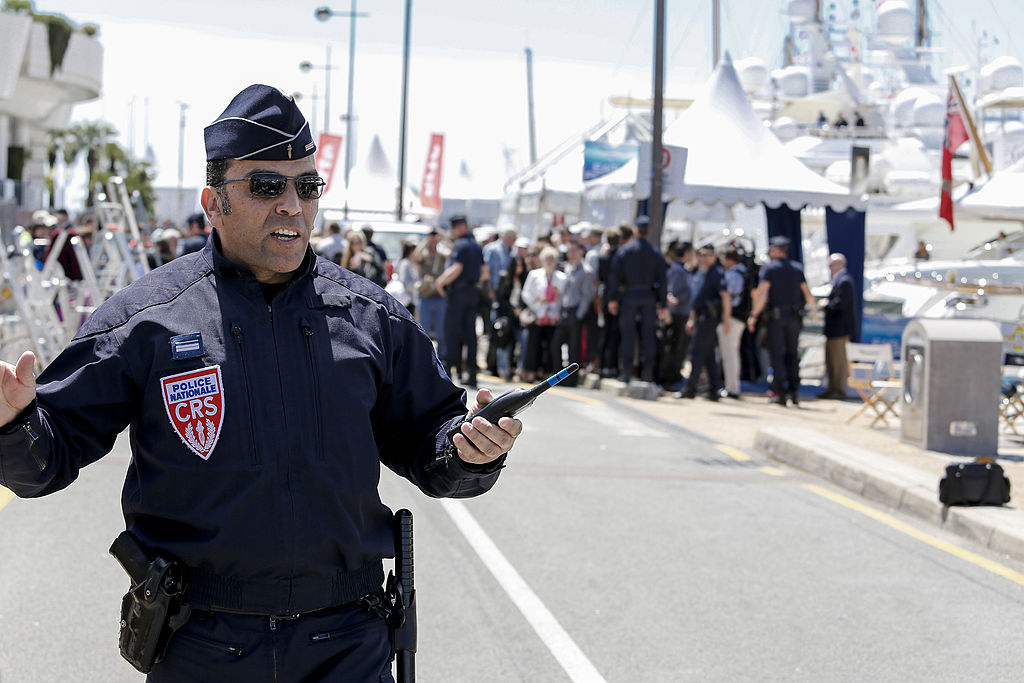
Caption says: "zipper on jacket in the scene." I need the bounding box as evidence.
[22,422,45,472]
[231,323,261,466]
[300,319,325,461]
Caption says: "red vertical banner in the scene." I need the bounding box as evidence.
[315,133,344,194]
[939,88,968,231]
[421,133,445,213]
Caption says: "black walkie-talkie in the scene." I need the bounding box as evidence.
[446,363,579,445]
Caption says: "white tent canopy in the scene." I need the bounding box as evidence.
[662,54,863,212]
[320,134,410,216]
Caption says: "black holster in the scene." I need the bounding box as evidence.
[109,531,192,674]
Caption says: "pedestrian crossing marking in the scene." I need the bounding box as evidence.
[715,444,752,461]
[804,484,1024,588]
[0,487,14,512]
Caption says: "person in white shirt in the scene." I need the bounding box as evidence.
[520,246,567,381]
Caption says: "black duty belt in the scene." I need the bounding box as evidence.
[186,561,384,617]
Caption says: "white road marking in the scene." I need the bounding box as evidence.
[566,402,668,438]
[440,499,607,683]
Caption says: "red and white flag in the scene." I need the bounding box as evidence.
[939,87,969,230]
[315,133,344,194]
[420,133,445,213]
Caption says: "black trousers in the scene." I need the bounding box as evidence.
[524,324,559,374]
[682,317,720,396]
[618,298,657,380]
[444,285,479,378]
[554,311,583,384]
[583,308,600,367]
[600,309,620,372]
[148,604,393,683]
[768,314,801,396]
[658,313,690,386]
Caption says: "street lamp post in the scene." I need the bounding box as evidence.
[298,45,335,135]
[315,3,369,220]
[396,0,412,221]
[176,101,188,225]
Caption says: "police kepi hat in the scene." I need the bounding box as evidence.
[204,84,315,161]
[769,235,791,248]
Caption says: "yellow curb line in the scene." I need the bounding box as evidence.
[715,444,752,462]
[0,487,14,513]
[804,483,1024,588]
[549,388,605,405]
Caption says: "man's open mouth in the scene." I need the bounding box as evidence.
[271,229,300,242]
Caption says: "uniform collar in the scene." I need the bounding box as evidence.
[203,229,317,282]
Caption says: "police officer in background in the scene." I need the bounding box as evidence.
[658,241,693,391]
[0,85,521,682]
[437,214,484,387]
[675,243,730,400]
[607,216,667,383]
[746,236,817,406]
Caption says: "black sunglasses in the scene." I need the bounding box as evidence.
[216,173,326,200]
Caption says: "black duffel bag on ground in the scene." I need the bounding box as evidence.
[939,457,1011,507]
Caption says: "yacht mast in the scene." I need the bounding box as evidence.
[712,0,720,68]
[916,0,930,48]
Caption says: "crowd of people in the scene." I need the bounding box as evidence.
[20,203,856,405]
[301,214,857,404]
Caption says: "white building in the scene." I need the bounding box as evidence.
[0,10,102,233]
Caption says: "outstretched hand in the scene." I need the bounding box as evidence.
[0,351,37,428]
[452,388,523,465]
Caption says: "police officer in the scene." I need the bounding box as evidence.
[675,244,730,400]
[746,236,817,406]
[436,215,484,387]
[0,85,522,682]
[607,216,667,383]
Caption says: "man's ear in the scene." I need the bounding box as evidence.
[200,187,223,228]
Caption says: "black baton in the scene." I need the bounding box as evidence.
[394,509,417,683]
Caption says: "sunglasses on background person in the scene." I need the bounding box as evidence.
[215,173,327,200]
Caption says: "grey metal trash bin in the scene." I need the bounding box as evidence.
[900,318,1003,456]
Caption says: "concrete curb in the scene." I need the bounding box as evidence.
[584,376,661,401]
[755,426,1024,563]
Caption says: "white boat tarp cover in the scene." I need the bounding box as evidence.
[958,168,1024,221]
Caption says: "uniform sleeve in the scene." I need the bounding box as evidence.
[577,268,597,319]
[0,327,138,498]
[373,312,504,499]
[607,251,624,302]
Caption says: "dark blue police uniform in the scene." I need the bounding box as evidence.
[444,229,484,385]
[607,235,666,382]
[0,236,502,681]
[760,256,806,402]
[0,84,505,683]
[678,263,726,399]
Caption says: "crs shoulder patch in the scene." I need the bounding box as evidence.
[160,366,224,460]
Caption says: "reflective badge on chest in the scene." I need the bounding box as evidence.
[160,366,225,460]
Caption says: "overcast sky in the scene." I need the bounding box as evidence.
[52,0,1024,197]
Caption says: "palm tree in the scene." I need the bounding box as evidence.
[46,128,78,209]
[64,120,117,206]
[49,121,156,217]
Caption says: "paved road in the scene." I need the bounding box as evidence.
[2,382,1024,682]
